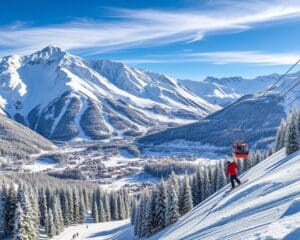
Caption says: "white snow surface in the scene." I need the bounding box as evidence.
[53,216,136,240]
[149,148,300,240]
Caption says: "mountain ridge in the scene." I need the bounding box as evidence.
[0,46,218,141]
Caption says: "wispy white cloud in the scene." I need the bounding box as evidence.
[0,0,300,55]
[116,51,300,65]
[190,51,300,65]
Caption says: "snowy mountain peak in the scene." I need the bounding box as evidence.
[25,45,67,63]
[0,46,218,141]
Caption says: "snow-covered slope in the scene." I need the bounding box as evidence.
[180,71,300,106]
[0,114,55,160]
[0,46,218,141]
[151,149,300,240]
[138,93,286,154]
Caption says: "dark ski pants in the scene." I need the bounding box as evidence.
[230,175,241,188]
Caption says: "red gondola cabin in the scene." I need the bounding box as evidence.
[233,142,249,159]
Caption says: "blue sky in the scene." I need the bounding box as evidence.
[1,0,300,80]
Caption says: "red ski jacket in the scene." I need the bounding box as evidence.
[226,162,238,176]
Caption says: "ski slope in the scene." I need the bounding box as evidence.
[53,148,300,240]
[151,149,300,240]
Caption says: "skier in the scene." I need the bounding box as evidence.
[226,160,241,189]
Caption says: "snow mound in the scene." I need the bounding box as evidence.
[151,149,300,240]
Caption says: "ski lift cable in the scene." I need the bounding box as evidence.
[284,95,300,107]
[261,58,300,97]
[280,76,300,97]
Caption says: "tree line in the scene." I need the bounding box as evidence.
[0,173,131,239]
[144,160,196,178]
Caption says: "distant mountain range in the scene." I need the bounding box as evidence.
[179,72,300,106]
[138,93,287,154]
[0,46,218,141]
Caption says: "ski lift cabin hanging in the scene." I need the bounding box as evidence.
[232,129,249,159]
[232,142,249,159]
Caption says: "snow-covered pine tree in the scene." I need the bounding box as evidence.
[215,161,227,191]
[46,207,56,238]
[165,172,180,226]
[92,199,99,223]
[155,180,167,230]
[28,187,40,239]
[133,202,140,236]
[13,202,27,240]
[59,189,70,226]
[38,188,48,227]
[103,194,111,221]
[5,183,17,235]
[56,197,64,234]
[208,165,216,193]
[117,194,126,220]
[192,166,203,205]
[98,197,106,222]
[79,191,86,223]
[0,184,7,237]
[286,116,299,155]
[110,192,119,220]
[72,189,80,224]
[143,190,153,237]
[275,120,286,151]
[202,168,212,200]
[180,174,193,215]
[67,189,74,223]
[130,198,136,225]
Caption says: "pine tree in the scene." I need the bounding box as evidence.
[38,188,48,226]
[111,193,119,220]
[103,194,111,221]
[180,174,193,215]
[155,180,167,230]
[13,202,27,240]
[202,168,212,200]
[60,189,70,226]
[28,188,40,239]
[165,173,180,226]
[286,117,299,155]
[92,199,99,223]
[117,194,125,220]
[79,191,86,223]
[0,184,7,237]
[72,189,80,224]
[215,161,227,191]
[5,183,17,235]
[130,198,136,225]
[142,191,153,237]
[67,189,74,223]
[275,120,285,151]
[46,208,55,238]
[98,198,106,222]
